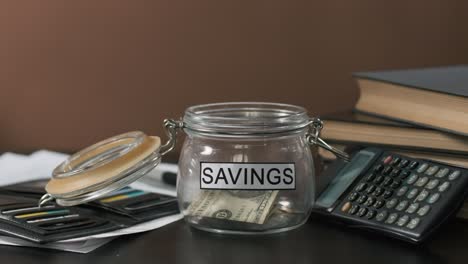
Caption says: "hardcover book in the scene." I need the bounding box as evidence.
[354,65,468,136]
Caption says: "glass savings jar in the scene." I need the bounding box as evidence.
[39,102,348,235]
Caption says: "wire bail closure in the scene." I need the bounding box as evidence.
[305,118,350,162]
[160,119,184,156]
[161,118,350,162]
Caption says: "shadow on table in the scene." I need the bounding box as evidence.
[174,217,466,264]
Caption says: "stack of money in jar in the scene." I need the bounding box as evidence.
[187,190,279,224]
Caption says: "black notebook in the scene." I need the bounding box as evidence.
[354,65,468,136]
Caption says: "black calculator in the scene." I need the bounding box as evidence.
[313,147,468,243]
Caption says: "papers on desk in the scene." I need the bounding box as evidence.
[0,150,69,185]
[0,236,114,254]
[0,150,181,253]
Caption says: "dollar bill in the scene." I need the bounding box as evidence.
[187,190,279,224]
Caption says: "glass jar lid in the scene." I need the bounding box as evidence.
[40,131,162,206]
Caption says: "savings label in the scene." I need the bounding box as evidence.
[200,162,296,190]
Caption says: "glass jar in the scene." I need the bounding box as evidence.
[39,102,348,235]
[177,102,316,234]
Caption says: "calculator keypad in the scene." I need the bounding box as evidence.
[338,153,465,238]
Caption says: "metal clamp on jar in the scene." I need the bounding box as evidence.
[39,102,349,234]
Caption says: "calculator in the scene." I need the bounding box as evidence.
[313,147,468,243]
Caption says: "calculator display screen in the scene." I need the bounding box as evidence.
[316,150,375,208]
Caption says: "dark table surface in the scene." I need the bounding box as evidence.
[0,215,467,264]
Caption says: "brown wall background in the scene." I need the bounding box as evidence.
[1,1,468,154]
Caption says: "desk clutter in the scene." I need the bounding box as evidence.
[318,65,468,220]
[0,66,466,250]
[0,151,181,253]
[0,185,178,243]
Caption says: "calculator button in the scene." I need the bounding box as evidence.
[406,203,419,214]
[407,218,421,229]
[374,200,385,209]
[400,171,411,179]
[341,202,352,212]
[425,166,439,176]
[417,205,431,216]
[374,175,385,185]
[427,193,440,204]
[383,156,393,165]
[355,183,367,192]
[390,157,401,166]
[416,190,429,202]
[373,164,384,173]
[408,161,419,170]
[383,190,394,199]
[357,207,368,217]
[438,182,450,192]
[417,163,429,173]
[396,215,410,227]
[373,187,384,197]
[390,180,402,189]
[426,179,439,190]
[385,213,398,224]
[348,192,359,201]
[406,174,419,185]
[399,159,410,168]
[357,195,368,204]
[376,211,388,222]
[349,205,359,215]
[448,170,461,181]
[386,198,398,209]
[383,177,393,187]
[366,210,376,219]
[415,177,429,187]
[397,186,408,197]
[366,185,377,194]
[366,173,377,182]
[435,168,450,178]
[406,188,419,199]
[390,169,401,178]
[364,197,376,207]
[396,200,409,211]
[383,166,393,175]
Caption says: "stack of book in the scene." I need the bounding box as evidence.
[318,65,468,219]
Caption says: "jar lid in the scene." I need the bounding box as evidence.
[39,131,163,206]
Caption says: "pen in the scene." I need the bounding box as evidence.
[162,172,177,186]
